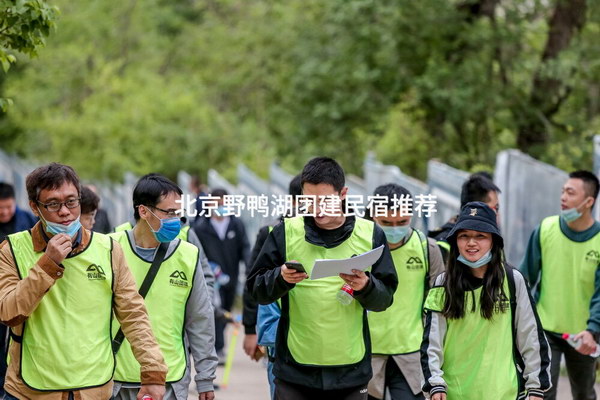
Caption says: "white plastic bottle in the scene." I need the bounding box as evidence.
[562,333,600,357]
[336,283,354,305]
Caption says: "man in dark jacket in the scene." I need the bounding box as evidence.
[246,157,398,399]
[193,188,250,358]
[0,183,37,242]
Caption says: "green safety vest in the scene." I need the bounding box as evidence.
[109,231,198,383]
[284,216,374,366]
[369,229,429,354]
[537,215,600,333]
[114,222,133,232]
[176,225,190,241]
[423,270,517,400]
[8,230,115,391]
[437,240,450,253]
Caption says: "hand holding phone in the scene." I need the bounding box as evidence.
[281,261,308,283]
[284,261,306,274]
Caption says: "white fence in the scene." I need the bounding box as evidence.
[3,142,596,270]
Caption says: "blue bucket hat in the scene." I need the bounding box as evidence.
[446,201,503,249]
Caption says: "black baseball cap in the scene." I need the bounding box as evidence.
[446,201,503,248]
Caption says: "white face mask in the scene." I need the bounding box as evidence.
[561,197,591,223]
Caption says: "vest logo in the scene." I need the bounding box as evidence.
[169,270,189,288]
[585,250,600,264]
[86,264,106,280]
[494,293,510,313]
[406,256,424,270]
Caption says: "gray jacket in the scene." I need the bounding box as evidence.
[113,231,218,399]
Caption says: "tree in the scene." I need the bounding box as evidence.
[516,0,588,152]
[0,0,58,109]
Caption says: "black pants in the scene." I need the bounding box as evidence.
[368,360,424,400]
[545,333,597,400]
[275,378,368,400]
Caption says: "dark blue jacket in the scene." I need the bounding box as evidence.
[13,207,38,232]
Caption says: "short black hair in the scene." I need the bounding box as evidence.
[210,188,228,198]
[0,182,15,200]
[301,157,345,192]
[26,163,81,202]
[368,183,413,219]
[289,174,302,197]
[569,170,600,202]
[133,173,183,220]
[471,171,493,181]
[460,174,500,208]
[80,186,100,214]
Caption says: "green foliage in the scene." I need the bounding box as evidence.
[0,0,58,109]
[0,0,599,181]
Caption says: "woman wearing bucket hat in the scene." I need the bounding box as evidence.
[420,201,552,400]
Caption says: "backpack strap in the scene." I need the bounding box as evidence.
[415,229,431,289]
[112,241,169,354]
[506,264,526,395]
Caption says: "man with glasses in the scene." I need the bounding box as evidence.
[110,173,217,400]
[0,162,167,399]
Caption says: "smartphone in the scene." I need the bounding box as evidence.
[285,261,307,274]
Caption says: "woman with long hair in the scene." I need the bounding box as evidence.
[421,201,552,399]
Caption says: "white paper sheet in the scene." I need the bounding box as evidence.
[310,245,385,280]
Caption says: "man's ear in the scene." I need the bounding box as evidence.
[29,200,40,217]
[138,205,149,220]
[339,186,348,201]
[587,196,596,210]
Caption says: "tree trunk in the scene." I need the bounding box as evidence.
[517,0,587,151]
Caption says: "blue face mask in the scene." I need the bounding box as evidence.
[216,206,228,217]
[38,208,82,237]
[146,209,182,243]
[380,225,411,244]
[458,250,492,269]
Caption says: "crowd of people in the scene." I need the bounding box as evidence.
[0,156,597,400]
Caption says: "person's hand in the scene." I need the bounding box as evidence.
[45,233,72,265]
[529,396,543,400]
[137,384,165,400]
[281,262,308,284]
[431,393,446,400]
[243,334,259,360]
[574,330,597,355]
[199,391,215,400]
[339,269,369,291]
